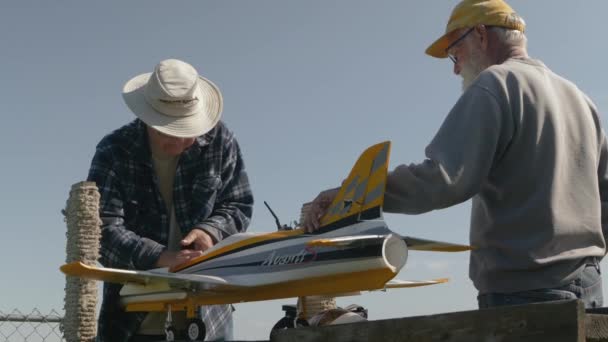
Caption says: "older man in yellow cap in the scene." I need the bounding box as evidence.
[426,0,526,91]
[304,0,607,309]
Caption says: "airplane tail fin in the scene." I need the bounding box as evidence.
[319,141,391,229]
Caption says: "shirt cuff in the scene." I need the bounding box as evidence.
[195,224,224,243]
[133,237,166,270]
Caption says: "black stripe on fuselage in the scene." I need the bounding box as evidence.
[182,242,384,273]
[178,205,383,272]
[317,206,382,232]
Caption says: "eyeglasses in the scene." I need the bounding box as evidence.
[446,27,475,64]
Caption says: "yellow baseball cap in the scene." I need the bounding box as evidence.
[426,0,526,58]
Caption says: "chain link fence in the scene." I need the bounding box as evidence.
[0,309,64,342]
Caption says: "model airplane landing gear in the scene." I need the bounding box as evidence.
[165,327,177,342]
[184,302,206,341]
[271,304,309,334]
[164,305,176,342]
[186,318,206,341]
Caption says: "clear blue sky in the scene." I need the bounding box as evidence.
[0,1,606,340]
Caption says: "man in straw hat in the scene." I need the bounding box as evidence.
[303,0,607,309]
[87,59,253,341]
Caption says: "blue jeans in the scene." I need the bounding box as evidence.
[478,259,603,309]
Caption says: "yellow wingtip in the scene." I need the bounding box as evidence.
[60,262,75,274]
[60,261,91,276]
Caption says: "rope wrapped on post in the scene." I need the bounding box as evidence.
[297,203,338,321]
[61,181,101,342]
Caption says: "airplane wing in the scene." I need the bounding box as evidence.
[60,261,245,292]
[384,278,449,289]
[401,236,472,252]
[306,235,471,252]
[317,278,449,298]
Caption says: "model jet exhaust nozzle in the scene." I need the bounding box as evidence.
[383,234,408,274]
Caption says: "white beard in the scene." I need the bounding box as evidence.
[460,44,489,92]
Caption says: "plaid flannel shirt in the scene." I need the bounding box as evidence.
[87,119,253,341]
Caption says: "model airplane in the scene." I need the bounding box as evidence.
[61,141,471,341]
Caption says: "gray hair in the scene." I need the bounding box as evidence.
[489,26,527,49]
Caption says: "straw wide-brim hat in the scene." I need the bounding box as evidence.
[122,59,223,138]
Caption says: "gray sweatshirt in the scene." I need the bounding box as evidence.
[384,58,608,293]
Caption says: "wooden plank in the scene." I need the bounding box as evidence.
[271,300,585,342]
[586,313,608,341]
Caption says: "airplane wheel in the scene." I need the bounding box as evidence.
[186,319,206,341]
[296,318,309,327]
[271,316,309,331]
[271,316,296,331]
[165,326,177,342]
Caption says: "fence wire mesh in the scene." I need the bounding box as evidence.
[0,309,64,342]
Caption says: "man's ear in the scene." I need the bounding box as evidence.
[477,25,489,51]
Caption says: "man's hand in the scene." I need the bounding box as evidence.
[181,228,214,252]
[302,188,340,233]
[155,229,215,268]
[156,249,204,268]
